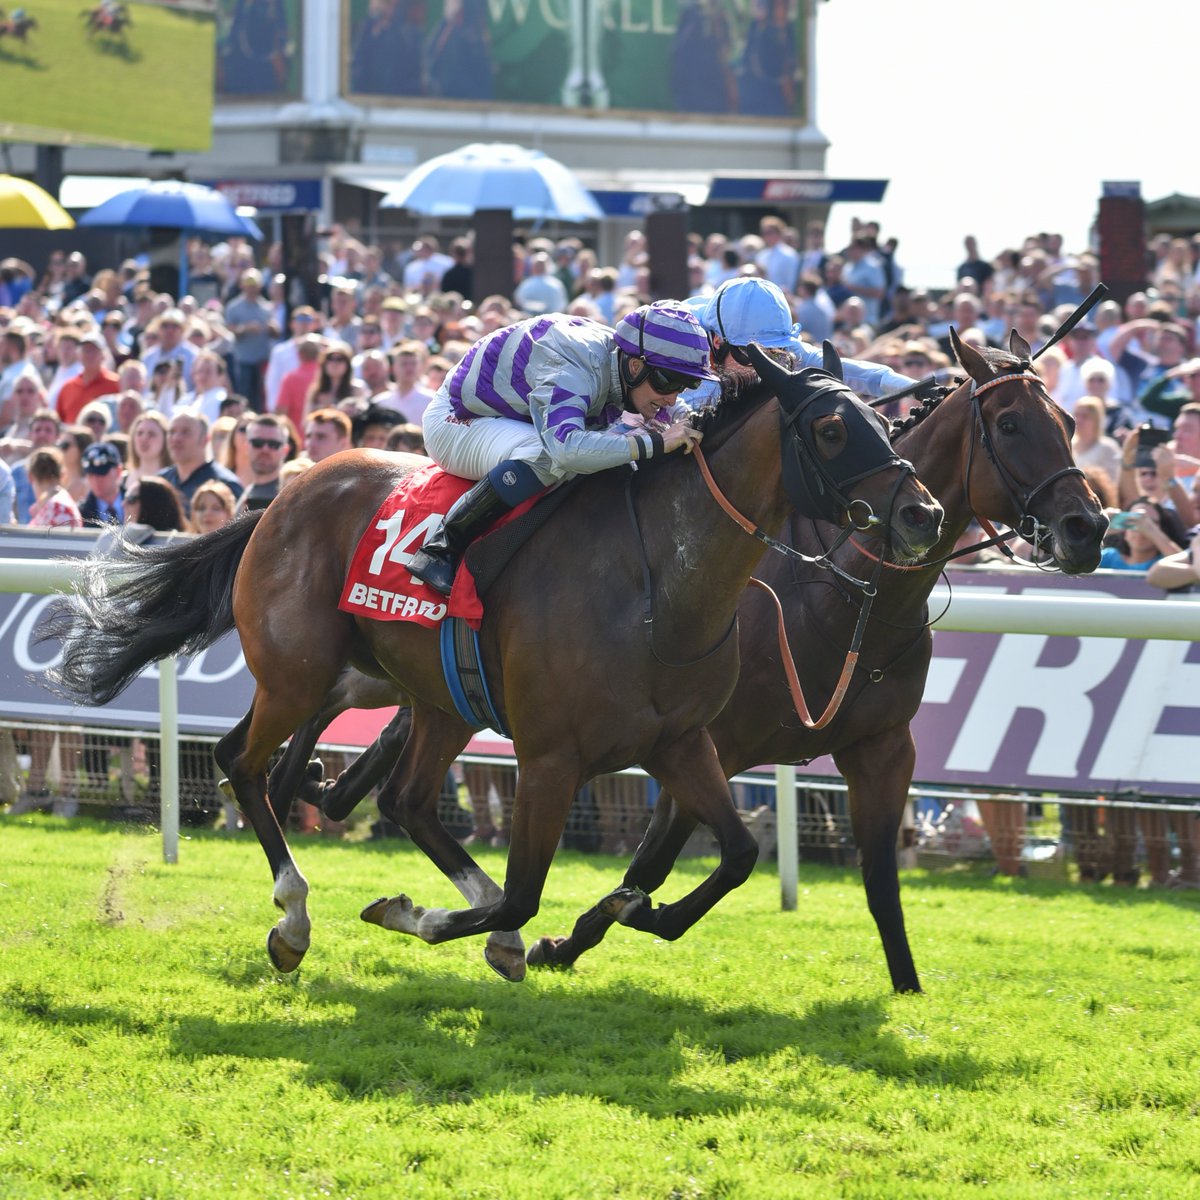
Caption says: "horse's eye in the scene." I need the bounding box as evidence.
[999,417,1018,435]
[821,422,843,441]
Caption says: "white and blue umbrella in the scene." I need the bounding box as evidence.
[77,179,263,297]
[380,143,602,222]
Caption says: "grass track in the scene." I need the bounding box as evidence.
[1,816,1198,1198]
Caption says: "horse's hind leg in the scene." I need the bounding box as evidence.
[528,790,699,969]
[835,726,922,993]
[215,676,345,972]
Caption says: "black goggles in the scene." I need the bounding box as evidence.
[646,365,700,395]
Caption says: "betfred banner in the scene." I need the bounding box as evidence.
[3,530,1198,796]
[342,0,807,123]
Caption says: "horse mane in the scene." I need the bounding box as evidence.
[890,344,1028,442]
[687,350,798,449]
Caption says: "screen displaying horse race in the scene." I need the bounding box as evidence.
[0,1,216,151]
[341,0,808,124]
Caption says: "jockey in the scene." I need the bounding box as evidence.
[408,302,716,594]
[682,276,918,404]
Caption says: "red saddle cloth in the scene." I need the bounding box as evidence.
[338,464,531,630]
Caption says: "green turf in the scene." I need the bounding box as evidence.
[0,2,214,152]
[1,816,1198,1199]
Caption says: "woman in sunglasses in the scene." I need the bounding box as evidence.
[409,302,714,594]
[304,341,366,416]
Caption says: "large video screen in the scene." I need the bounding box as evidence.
[0,1,216,151]
[215,0,301,99]
[342,0,806,123]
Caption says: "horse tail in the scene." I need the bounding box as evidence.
[44,509,266,706]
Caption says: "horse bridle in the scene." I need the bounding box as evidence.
[961,369,1084,562]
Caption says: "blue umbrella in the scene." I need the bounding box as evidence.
[379,143,602,222]
[77,180,263,297]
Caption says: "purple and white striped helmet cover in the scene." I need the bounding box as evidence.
[613,302,720,381]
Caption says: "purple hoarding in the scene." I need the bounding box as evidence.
[2,530,1197,795]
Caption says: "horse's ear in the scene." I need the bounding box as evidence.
[949,325,989,383]
[1008,328,1033,362]
[821,340,844,381]
[746,341,794,393]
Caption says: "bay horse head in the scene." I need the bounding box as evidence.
[746,341,944,562]
[948,326,1107,573]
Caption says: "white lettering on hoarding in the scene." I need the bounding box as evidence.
[945,631,1125,778]
[1093,638,1200,784]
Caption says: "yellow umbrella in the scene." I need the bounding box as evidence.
[0,174,75,230]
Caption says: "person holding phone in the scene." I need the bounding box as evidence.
[1118,425,1196,527]
[1099,497,1186,571]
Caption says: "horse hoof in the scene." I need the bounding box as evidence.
[267,927,305,973]
[526,936,571,970]
[217,777,235,802]
[360,894,421,934]
[484,942,527,982]
[598,885,649,925]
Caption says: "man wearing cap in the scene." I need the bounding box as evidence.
[141,309,198,389]
[680,277,917,412]
[45,329,83,412]
[77,442,125,527]
[264,306,319,412]
[225,268,279,411]
[56,334,120,426]
[324,286,362,352]
[379,296,408,351]
[1053,321,1101,413]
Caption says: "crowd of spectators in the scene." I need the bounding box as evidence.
[1,217,1197,880]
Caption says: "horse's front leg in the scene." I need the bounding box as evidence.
[591,730,757,942]
[362,752,580,976]
[528,788,699,969]
[834,725,922,994]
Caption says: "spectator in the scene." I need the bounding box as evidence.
[1099,497,1185,571]
[323,285,362,351]
[278,457,314,491]
[141,309,198,389]
[1117,429,1195,526]
[304,341,364,414]
[26,447,82,530]
[0,371,48,455]
[189,480,239,535]
[220,413,256,487]
[77,402,114,441]
[56,333,119,426]
[0,326,36,417]
[1071,396,1121,489]
[379,296,408,351]
[224,268,277,409]
[233,414,290,513]
[100,311,132,367]
[11,408,61,522]
[357,349,393,399]
[124,475,189,533]
[113,389,145,435]
[352,317,387,375]
[161,411,244,517]
[264,305,319,411]
[352,402,401,449]
[181,351,230,424]
[956,235,994,290]
[401,236,454,292]
[440,237,474,300]
[513,252,569,315]
[1143,357,1200,425]
[386,422,425,454]
[125,410,173,490]
[380,340,434,423]
[275,334,324,429]
[59,251,91,307]
[77,442,125,527]
[45,329,83,411]
[755,216,799,292]
[57,425,93,505]
[303,408,352,463]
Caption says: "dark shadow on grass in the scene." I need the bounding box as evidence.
[92,36,141,63]
[0,45,44,68]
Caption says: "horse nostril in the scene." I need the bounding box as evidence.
[901,502,943,531]
[1062,514,1095,546]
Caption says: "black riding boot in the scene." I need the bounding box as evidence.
[407,476,512,596]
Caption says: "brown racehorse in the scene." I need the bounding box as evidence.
[526,329,1107,991]
[47,351,943,980]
